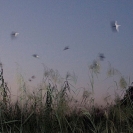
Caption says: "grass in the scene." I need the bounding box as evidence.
[0,63,132,133]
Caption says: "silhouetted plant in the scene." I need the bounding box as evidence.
[0,64,10,106]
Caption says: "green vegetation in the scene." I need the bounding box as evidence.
[0,64,133,133]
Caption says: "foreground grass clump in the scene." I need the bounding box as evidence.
[0,67,133,133]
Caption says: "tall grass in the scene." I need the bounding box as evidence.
[0,63,132,133]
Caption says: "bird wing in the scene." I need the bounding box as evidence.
[116,26,119,32]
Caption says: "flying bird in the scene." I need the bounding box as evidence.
[31,75,35,79]
[11,32,19,38]
[29,75,36,82]
[32,54,39,58]
[111,21,121,32]
[63,46,69,51]
[114,21,121,32]
[99,53,105,61]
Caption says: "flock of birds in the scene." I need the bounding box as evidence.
[10,21,120,81]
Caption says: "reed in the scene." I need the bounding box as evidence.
[0,64,132,133]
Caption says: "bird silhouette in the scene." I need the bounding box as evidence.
[32,54,39,58]
[63,46,69,51]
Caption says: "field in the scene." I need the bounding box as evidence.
[0,65,133,133]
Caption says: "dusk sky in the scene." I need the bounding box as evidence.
[0,1,133,104]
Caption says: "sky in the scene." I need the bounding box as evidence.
[0,0,133,105]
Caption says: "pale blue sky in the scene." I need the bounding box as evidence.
[0,1,133,104]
